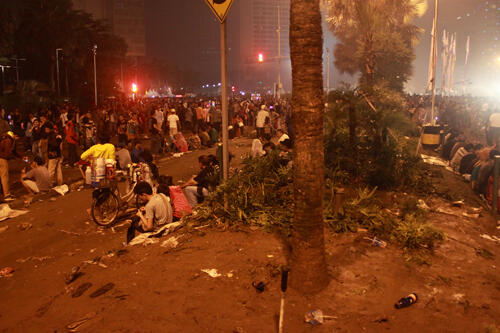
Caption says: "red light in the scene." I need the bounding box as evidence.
[258,53,264,63]
[231,86,236,92]
[131,83,137,93]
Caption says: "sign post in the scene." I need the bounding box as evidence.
[204,0,234,183]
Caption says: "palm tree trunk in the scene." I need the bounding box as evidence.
[289,0,329,294]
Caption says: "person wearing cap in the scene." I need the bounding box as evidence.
[256,104,270,138]
[0,131,20,201]
[167,108,181,137]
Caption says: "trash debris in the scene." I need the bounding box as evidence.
[267,254,274,258]
[60,229,83,236]
[65,266,82,284]
[72,283,93,298]
[0,204,28,221]
[394,293,418,309]
[421,154,448,167]
[252,281,265,293]
[452,200,464,207]
[89,283,115,298]
[0,267,14,277]
[435,206,462,217]
[201,269,222,278]
[66,312,97,332]
[462,212,479,219]
[0,225,8,233]
[128,222,183,246]
[49,197,57,202]
[116,249,128,256]
[160,236,179,249]
[16,256,53,263]
[364,237,387,248]
[53,184,69,196]
[480,234,500,243]
[304,309,337,325]
[453,293,465,301]
[417,199,430,211]
[18,222,32,231]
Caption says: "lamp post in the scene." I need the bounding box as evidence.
[276,3,282,100]
[93,45,97,106]
[11,56,26,90]
[326,48,330,93]
[56,48,62,97]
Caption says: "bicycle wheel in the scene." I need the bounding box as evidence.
[91,191,120,227]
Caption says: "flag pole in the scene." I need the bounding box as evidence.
[430,0,438,125]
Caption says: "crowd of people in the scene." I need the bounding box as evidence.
[0,96,292,205]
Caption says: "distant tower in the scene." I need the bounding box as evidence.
[72,0,146,58]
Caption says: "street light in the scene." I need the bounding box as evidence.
[11,56,26,90]
[131,82,137,100]
[56,48,62,97]
[258,53,264,63]
[93,45,97,106]
[0,65,11,95]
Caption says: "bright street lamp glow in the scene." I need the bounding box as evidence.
[131,83,137,93]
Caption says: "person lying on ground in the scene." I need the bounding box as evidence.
[21,156,51,203]
[127,181,173,243]
[181,155,219,208]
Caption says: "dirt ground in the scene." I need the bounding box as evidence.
[0,140,499,332]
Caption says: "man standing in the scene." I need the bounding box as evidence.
[47,126,63,186]
[0,131,17,202]
[65,114,79,166]
[256,105,270,138]
[167,109,181,137]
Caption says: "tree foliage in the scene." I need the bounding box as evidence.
[325,0,426,91]
[0,0,127,104]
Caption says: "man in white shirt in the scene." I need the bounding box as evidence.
[487,112,500,146]
[154,107,164,130]
[167,109,181,136]
[256,105,270,138]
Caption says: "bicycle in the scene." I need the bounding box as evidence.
[91,163,152,227]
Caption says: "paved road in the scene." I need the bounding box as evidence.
[0,137,252,330]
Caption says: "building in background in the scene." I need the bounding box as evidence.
[72,0,146,58]
[233,0,291,92]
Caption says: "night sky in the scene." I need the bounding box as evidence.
[145,0,488,95]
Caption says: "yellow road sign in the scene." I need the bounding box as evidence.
[204,0,235,24]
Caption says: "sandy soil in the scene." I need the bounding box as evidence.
[0,139,499,332]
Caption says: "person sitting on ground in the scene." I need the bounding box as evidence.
[127,181,173,243]
[450,143,473,172]
[116,143,132,170]
[251,133,273,158]
[181,155,219,208]
[139,149,159,183]
[207,123,218,145]
[130,142,144,163]
[21,156,51,200]
[459,144,483,175]
[199,125,212,147]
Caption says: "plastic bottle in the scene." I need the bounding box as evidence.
[394,293,418,309]
[85,167,91,185]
